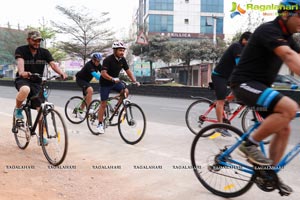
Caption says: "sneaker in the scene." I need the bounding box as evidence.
[239,142,273,166]
[78,112,85,120]
[14,108,24,120]
[97,123,105,134]
[43,138,48,146]
[278,178,293,196]
[88,109,94,114]
[215,128,232,137]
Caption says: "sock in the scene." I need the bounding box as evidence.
[245,136,260,146]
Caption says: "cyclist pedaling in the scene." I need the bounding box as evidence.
[75,52,102,116]
[96,41,140,134]
[230,0,300,194]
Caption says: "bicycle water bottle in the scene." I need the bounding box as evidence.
[43,89,48,99]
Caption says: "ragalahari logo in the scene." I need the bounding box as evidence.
[230,2,246,18]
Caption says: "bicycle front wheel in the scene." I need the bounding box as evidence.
[241,108,259,132]
[191,123,254,198]
[118,103,146,145]
[64,96,87,124]
[185,98,217,136]
[41,109,68,166]
[86,99,101,135]
[12,108,30,149]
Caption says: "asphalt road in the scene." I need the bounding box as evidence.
[1,85,300,200]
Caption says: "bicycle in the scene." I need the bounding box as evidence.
[86,82,146,145]
[190,114,300,198]
[11,73,68,166]
[185,94,263,136]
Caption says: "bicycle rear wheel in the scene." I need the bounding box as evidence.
[118,103,146,145]
[86,99,101,135]
[191,123,254,198]
[64,96,87,124]
[12,107,30,149]
[185,98,217,136]
[41,109,68,166]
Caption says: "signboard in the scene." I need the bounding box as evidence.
[136,32,149,45]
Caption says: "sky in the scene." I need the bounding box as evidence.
[0,0,139,39]
[0,0,281,41]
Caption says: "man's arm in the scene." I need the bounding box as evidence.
[274,45,300,75]
[48,61,67,79]
[125,69,136,82]
[16,58,30,78]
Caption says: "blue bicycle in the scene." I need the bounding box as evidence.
[190,113,300,197]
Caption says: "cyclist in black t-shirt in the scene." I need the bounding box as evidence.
[76,52,102,111]
[230,0,300,194]
[211,31,251,136]
[14,30,67,120]
[96,41,140,134]
[14,30,67,145]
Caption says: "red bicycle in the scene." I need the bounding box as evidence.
[185,94,263,136]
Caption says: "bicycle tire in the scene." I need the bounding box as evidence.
[191,123,255,198]
[64,96,87,124]
[86,99,101,135]
[118,103,146,145]
[12,107,30,149]
[41,109,68,166]
[185,98,217,136]
[241,108,259,132]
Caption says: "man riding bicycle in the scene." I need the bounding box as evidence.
[212,31,252,136]
[75,52,102,113]
[230,0,300,194]
[96,41,139,134]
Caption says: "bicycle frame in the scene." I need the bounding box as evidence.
[201,101,246,123]
[217,111,300,175]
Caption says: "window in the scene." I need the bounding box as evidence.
[201,0,223,13]
[149,14,173,32]
[184,19,189,24]
[149,0,174,11]
[200,16,223,34]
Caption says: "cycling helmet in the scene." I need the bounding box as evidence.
[112,41,126,49]
[278,0,300,13]
[92,52,102,61]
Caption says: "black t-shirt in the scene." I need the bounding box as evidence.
[100,54,129,86]
[15,45,54,76]
[230,17,300,86]
[76,60,101,82]
[214,42,243,79]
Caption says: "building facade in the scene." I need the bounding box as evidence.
[137,0,224,40]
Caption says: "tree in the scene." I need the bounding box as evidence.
[51,5,115,64]
[0,28,26,64]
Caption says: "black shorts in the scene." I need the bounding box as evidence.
[231,81,283,118]
[211,74,228,100]
[14,77,44,109]
[76,78,92,96]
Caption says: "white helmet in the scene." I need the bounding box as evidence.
[112,41,126,49]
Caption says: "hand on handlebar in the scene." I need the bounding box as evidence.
[133,81,141,86]
[112,77,120,83]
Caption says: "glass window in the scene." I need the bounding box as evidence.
[149,0,174,11]
[201,0,223,13]
[149,14,173,32]
[201,16,223,34]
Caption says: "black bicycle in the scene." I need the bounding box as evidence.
[12,74,68,166]
[86,82,146,145]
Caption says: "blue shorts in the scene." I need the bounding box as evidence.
[100,82,125,101]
